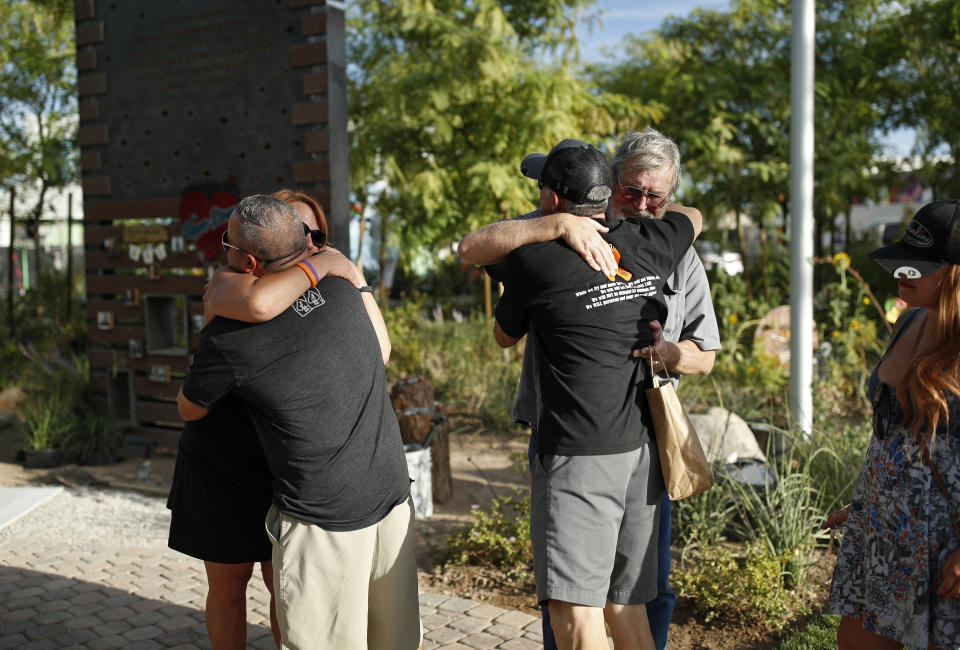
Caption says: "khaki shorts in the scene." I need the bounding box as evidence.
[266,497,422,650]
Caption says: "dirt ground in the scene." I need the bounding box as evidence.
[0,390,829,648]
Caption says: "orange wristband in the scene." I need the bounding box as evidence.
[295,261,318,287]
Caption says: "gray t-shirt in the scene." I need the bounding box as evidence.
[182,277,410,532]
[512,246,721,425]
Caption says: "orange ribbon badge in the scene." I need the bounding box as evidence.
[607,245,633,282]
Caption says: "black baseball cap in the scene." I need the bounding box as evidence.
[520,139,613,204]
[869,200,960,278]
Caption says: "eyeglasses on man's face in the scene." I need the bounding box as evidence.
[221,229,308,267]
[618,185,669,208]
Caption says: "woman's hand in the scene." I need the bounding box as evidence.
[306,248,364,288]
[937,548,960,599]
[822,505,850,530]
[202,265,236,303]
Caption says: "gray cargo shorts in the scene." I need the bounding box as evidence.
[530,440,663,608]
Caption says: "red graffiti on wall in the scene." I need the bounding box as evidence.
[179,189,238,261]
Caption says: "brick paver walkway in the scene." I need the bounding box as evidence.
[0,539,546,649]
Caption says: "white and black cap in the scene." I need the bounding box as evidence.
[869,200,960,278]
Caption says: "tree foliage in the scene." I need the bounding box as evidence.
[591,1,793,233]
[347,0,657,268]
[886,0,960,197]
[0,0,76,219]
[595,0,960,302]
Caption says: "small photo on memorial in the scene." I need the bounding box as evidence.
[148,264,161,280]
[103,237,118,257]
[128,339,145,359]
[96,311,115,331]
[170,235,185,254]
[123,288,140,307]
[147,364,170,383]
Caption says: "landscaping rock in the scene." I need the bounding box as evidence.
[689,406,767,465]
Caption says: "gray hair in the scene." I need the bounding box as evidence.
[558,184,611,217]
[234,194,303,264]
[610,127,681,194]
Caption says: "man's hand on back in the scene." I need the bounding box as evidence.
[549,212,616,277]
[633,320,679,373]
[633,319,716,375]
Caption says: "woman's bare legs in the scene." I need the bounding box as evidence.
[837,616,904,650]
[203,561,255,650]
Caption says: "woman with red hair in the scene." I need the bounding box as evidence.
[828,200,960,650]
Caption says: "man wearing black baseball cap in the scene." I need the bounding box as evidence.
[519,138,615,210]
[460,132,711,649]
[481,139,702,650]
[869,200,960,280]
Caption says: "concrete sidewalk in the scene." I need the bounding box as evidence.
[0,493,545,650]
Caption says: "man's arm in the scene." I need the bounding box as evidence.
[665,202,703,239]
[635,251,720,375]
[361,291,391,364]
[178,335,234,422]
[203,248,362,325]
[177,388,209,421]
[458,213,616,277]
[493,321,521,348]
[637,320,716,374]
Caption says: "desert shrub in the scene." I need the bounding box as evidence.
[384,303,522,430]
[673,540,804,629]
[672,474,738,550]
[3,270,87,352]
[442,490,532,580]
[793,421,872,514]
[19,349,93,453]
[20,389,74,450]
[774,614,840,650]
[724,446,824,587]
[73,411,122,459]
[0,340,29,389]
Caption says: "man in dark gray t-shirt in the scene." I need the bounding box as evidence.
[177,195,421,650]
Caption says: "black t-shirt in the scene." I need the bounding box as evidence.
[495,212,694,455]
[182,277,410,532]
[176,392,272,482]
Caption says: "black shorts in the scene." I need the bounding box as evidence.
[167,398,273,564]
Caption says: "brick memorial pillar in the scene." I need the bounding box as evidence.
[74,0,348,449]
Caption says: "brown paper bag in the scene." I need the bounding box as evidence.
[644,349,714,500]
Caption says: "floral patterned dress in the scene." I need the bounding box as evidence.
[830,310,960,649]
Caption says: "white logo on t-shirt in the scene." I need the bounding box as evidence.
[292,287,325,317]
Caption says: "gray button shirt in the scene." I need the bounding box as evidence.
[513,247,721,425]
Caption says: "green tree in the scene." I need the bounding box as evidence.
[0,0,77,283]
[886,0,960,198]
[348,0,656,298]
[591,0,792,296]
[809,0,899,293]
[590,0,897,296]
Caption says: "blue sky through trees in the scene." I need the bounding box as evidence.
[578,0,914,156]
